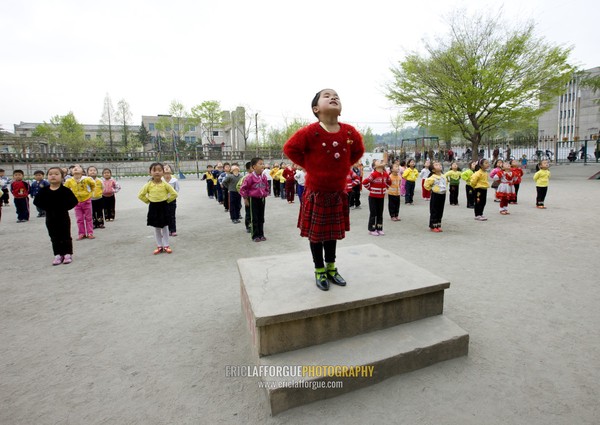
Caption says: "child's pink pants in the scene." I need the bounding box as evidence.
[75,199,93,236]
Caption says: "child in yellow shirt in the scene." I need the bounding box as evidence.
[64,164,96,239]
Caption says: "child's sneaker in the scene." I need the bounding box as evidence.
[52,255,63,266]
[377,230,385,236]
[153,247,163,255]
[163,246,172,254]
[87,234,95,239]
[260,236,267,241]
[253,237,262,242]
[62,254,72,264]
[369,230,379,236]
[479,216,488,221]
[77,235,86,240]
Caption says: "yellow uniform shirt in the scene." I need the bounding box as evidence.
[402,168,419,182]
[533,169,551,187]
[64,176,96,202]
[469,170,490,189]
[138,180,178,204]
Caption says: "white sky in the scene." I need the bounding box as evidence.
[1,0,598,136]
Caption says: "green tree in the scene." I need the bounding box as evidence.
[267,118,307,149]
[386,10,574,160]
[115,99,137,152]
[360,126,376,152]
[137,122,152,150]
[190,101,223,145]
[33,112,87,153]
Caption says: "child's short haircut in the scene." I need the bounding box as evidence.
[250,157,263,168]
[245,161,252,171]
[87,166,97,174]
[0,169,4,173]
[47,167,64,177]
[207,165,213,169]
[149,162,164,173]
[102,168,112,175]
[13,169,24,175]
[34,170,44,175]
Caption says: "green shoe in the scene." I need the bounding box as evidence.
[315,272,330,291]
[327,268,347,286]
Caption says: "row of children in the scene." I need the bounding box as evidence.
[1,166,122,266]
[359,157,552,233]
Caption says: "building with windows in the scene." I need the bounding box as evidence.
[538,66,600,142]
[142,107,248,154]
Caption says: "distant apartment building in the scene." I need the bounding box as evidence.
[5,122,140,153]
[538,66,600,142]
[142,107,248,153]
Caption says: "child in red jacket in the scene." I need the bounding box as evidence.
[283,89,365,291]
[363,161,391,236]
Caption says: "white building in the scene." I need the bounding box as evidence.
[538,66,600,142]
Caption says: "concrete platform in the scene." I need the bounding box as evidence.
[260,315,469,415]
[238,244,451,356]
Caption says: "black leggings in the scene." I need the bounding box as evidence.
[310,240,337,269]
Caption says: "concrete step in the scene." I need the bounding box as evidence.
[238,244,450,357]
[258,315,469,415]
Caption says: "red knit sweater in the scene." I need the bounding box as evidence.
[283,122,365,192]
[363,170,391,198]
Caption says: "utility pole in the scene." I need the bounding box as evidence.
[255,113,259,155]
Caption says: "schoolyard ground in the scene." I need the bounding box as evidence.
[1,163,599,425]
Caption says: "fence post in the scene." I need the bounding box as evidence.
[584,140,588,165]
[554,140,558,164]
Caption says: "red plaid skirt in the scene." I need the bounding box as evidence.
[297,188,349,243]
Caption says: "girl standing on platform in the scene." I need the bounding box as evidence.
[424,161,447,232]
[419,159,431,200]
[33,167,78,265]
[470,159,490,221]
[138,163,178,254]
[402,159,418,205]
[101,168,121,221]
[284,88,365,291]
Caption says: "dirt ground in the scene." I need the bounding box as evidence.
[1,163,599,425]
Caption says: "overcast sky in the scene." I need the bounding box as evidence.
[1,0,598,136]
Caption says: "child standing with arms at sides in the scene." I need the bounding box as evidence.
[30,170,49,217]
[349,161,362,209]
[101,168,121,221]
[489,159,503,202]
[221,165,243,223]
[138,163,178,254]
[419,159,431,201]
[424,161,447,232]
[239,157,269,242]
[402,159,418,205]
[163,164,180,236]
[220,162,231,212]
[294,166,306,204]
[387,163,401,221]
[277,163,286,200]
[0,168,10,207]
[509,159,523,204]
[461,161,477,209]
[284,88,365,291]
[363,161,391,235]
[201,165,216,199]
[470,159,490,221]
[237,161,253,233]
[87,166,105,229]
[533,159,551,209]
[493,161,516,215]
[10,169,30,222]
[212,163,224,204]
[345,167,360,211]
[33,167,78,265]
[269,163,281,198]
[65,165,96,239]
[282,163,296,203]
[399,160,407,198]
[445,162,461,206]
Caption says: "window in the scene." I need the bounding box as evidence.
[97,134,103,139]
[85,134,91,140]
[189,125,196,132]
[213,131,219,137]
[174,124,180,131]
[20,133,26,137]
[166,126,171,131]
[191,136,196,143]
[185,136,190,143]
[149,123,155,131]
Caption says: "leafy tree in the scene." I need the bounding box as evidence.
[137,122,152,150]
[267,118,307,149]
[33,112,87,153]
[100,93,116,152]
[115,99,136,152]
[360,126,376,152]
[190,101,223,145]
[387,10,575,160]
